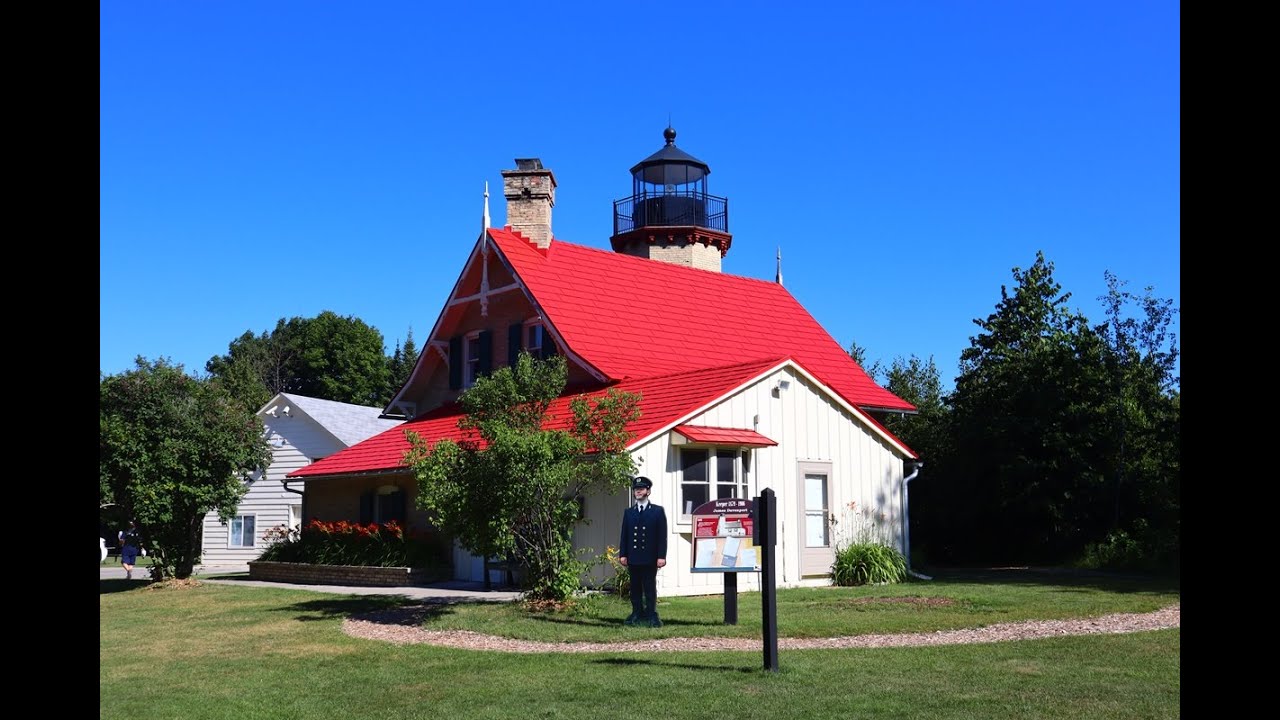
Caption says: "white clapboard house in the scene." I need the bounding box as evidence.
[199,392,402,566]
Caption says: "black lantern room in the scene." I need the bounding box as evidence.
[612,127,729,237]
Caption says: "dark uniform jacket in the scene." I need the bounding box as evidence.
[620,502,668,565]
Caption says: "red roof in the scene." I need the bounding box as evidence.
[293,230,918,479]
[291,358,784,478]
[489,228,914,413]
[674,425,778,447]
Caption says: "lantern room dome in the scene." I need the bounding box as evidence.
[629,126,711,188]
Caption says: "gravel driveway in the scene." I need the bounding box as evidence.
[343,602,1180,653]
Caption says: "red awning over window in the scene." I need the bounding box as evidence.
[673,425,778,447]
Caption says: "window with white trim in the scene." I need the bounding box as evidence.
[464,332,482,388]
[679,448,751,520]
[229,515,256,548]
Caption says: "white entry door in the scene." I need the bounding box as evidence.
[798,461,834,575]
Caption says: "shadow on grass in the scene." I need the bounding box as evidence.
[593,657,758,674]
[919,566,1180,594]
[271,596,460,623]
[99,579,154,594]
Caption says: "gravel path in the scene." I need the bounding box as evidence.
[342,602,1179,653]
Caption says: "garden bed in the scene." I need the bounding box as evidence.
[248,561,450,587]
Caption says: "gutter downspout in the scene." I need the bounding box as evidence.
[282,478,305,525]
[901,461,931,580]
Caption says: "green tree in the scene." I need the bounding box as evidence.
[845,341,945,463]
[386,327,418,401]
[1093,272,1180,569]
[205,330,277,414]
[100,357,272,580]
[942,251,1107,564]
[880,355,946,443]
[206,311,392,409]
[405,353,641,604]
[860,353,952,568]
[847,339,885,381]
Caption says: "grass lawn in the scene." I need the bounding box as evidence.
[100,569,1179,720]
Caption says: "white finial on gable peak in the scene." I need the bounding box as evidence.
[483,181,491,231]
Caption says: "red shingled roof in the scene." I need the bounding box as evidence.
[293,230,917,479]
[291,358,784,479]
[490,228,914,413]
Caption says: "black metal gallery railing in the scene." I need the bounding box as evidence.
[613,191,729,235]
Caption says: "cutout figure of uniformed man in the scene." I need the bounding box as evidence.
[619,476,668,627]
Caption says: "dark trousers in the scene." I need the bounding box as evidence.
[628,564,659,619]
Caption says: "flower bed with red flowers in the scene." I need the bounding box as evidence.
[258,519,451,571]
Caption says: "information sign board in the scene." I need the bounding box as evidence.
[690,498,760,572]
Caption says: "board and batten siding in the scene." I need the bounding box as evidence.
[573,367,909,598]
[200,415,345,565]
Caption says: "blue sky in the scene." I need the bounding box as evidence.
[100,2,1180,390]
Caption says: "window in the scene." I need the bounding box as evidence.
[454,330,493,388]
[524,322,544,357]
[464,332,482,388]
[679,448,750,519]
[229,515,256,548]
[376,490,406,524]
[360,487,406,524]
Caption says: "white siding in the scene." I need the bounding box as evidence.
[573,367,909,597]
[200,412,346,565]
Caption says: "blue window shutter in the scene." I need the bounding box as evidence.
[448,336,462,389]
[508,324,522,367]
[478,330,493,376]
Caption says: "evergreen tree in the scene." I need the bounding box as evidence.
[847,339,885,381]
[943,251,1105,564]
[386,327,418,403]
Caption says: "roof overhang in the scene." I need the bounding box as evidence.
[671,425,778,447]
[629,358,918,459]
[285,467,409,482]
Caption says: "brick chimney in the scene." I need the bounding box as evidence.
[501,158,557,248]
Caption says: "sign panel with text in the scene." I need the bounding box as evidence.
[690,498,760,572]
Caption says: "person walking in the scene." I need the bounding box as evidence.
[618,476,668,627]
[119,521,141,580]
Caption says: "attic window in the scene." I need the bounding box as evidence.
[524,321,545,357]
[464,332,482,388]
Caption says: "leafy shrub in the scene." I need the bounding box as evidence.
[596,545,630,597]
[1077,529,1145,571]
[831,542,907,586]
[258,519,451,570]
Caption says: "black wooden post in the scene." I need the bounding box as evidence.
[756,488,779,672]
[724,572,738,624]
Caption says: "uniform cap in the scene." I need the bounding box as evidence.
[631,476,653,490]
